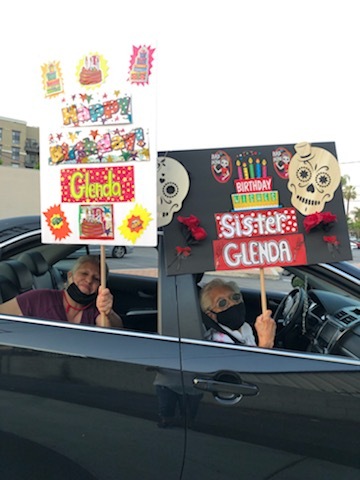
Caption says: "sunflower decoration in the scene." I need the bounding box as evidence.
[119,204,152,244]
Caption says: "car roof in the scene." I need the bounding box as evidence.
[328,261,360,281]
[0,215,80,264]
[0,215,41,244]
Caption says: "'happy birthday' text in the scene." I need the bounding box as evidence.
[62,95,132,126]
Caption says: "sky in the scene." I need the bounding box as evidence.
[1,0,359,211]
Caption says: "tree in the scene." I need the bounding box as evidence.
[341,175,357,216]
[352,207,360,223]
[343,185,357,216]
[341,174,350,186]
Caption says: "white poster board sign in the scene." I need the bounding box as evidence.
[39,44,157,246]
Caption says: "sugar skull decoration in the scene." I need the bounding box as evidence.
[157,156,190,227]
[287,142,341,216]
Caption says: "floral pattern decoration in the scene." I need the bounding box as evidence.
[303,211,337,234]
[303,211,340,256]
[170,214,207,269]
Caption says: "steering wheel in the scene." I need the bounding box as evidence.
[274,287,305,339]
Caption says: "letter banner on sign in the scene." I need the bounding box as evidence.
[213,234,307,270]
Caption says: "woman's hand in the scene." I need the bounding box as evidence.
[96,285,123,328]
[254,309,276,348]
[96,285,113,316]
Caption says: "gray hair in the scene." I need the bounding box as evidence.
[199,278,242,312]
[71,255,108,278]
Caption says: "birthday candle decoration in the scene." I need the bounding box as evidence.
[262,159,267,177]
[242,162,249,179]
[236,159,243,179]
[248,157,255,178]
[255,158,261,178]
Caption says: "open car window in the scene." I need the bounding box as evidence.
[197,260,360,360]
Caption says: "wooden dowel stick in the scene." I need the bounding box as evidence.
[260,268,267,314]
[100,245,107,327]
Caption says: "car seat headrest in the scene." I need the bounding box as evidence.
[19,251,49,276]
[0,260,33,293]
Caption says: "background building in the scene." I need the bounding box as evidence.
[0,166,40,217]
[0,116,40,217]
[0,116,39,168]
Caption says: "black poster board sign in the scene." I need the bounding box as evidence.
[159,142,352,276]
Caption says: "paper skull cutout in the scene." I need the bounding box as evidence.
[157,156,190,227]
[287,142,341,216]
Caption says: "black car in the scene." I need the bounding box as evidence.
[0,215,360,480]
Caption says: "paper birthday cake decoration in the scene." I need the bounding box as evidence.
[80,207,106,238]
[232,157,279,211]
[79,55,102,86]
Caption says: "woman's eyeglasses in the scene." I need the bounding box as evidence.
[216,292,242,309]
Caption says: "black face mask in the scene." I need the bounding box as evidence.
[215,303,246,330]
[66,282,97,306]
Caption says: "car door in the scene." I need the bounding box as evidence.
[179,334,360,479]
[0,317,185,480]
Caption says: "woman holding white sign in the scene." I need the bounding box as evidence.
[0,255,122,328]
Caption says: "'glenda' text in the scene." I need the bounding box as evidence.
[60,166,135,203]
[214,234,307,269]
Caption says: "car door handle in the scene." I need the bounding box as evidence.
[193,377,259,396]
